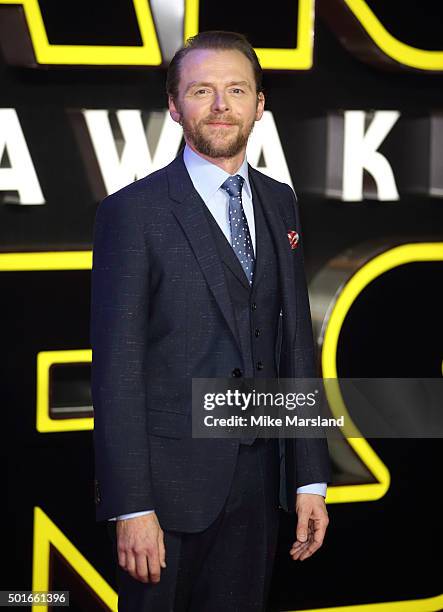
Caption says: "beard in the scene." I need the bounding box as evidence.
[181,113,255,158]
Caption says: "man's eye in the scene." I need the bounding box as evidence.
[231,88,244,94]
[195,89,209,95]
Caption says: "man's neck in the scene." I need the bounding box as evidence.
[185,141,246,175]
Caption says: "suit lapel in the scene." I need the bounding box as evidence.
[167,154,242,353]
[248,177,266,290]
[202,204,251,291]
[248,167,298,350]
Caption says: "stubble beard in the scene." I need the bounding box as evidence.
[181,114,255,159]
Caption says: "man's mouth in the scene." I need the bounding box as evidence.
[205,121,237,127]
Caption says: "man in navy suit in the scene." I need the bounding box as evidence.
[91,30,331,611]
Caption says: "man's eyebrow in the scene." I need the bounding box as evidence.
[226,80,251,88]
[184,80,252,93]
[185,81,213,93]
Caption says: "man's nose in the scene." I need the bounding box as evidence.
[211,92,229,112]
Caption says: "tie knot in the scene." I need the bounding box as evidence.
[221,174,244,198]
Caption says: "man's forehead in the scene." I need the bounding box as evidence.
[179,48,254,81]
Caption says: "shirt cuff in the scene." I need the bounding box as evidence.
[296,483,327,497]
[108,510,155,521]
[108,485,327,521]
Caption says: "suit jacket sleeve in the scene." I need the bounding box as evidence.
[90,191,153,521]
[285,184,333,489]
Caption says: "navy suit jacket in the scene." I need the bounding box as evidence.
[90,152,331,531]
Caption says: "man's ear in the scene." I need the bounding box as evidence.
[255,92,265,121]
[168,95,181,124]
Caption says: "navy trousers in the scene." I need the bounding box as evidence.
[108,437,281,611]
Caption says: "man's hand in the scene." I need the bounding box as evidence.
[290,493,329,561]
[116,512,166,583]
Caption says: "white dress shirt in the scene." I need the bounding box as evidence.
[111,145,326,521]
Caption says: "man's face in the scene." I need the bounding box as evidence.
[169,48,265,159]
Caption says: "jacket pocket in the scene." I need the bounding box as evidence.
[147,409,190,439]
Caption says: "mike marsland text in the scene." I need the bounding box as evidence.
[203,415,345,427]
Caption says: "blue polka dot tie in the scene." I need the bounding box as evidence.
[221,174,255,285]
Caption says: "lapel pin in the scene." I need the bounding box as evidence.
[287,230,299,250]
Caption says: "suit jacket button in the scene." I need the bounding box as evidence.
[251,302,257,311]
[232,368,243,377]
[256,361,264,371]
[94,479,101,505]
[255,328,260,337]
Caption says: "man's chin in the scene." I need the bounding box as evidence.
[195,136,246,159]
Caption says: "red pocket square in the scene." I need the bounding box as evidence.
[287,230,299,250]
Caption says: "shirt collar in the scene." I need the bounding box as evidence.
[183,143,251,203]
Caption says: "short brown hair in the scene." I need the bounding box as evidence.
[166,31,263,101]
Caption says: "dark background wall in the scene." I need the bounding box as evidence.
[1,1,442,610]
